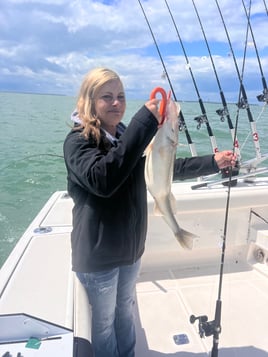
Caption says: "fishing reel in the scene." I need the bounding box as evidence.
[216,107,229,122]
[237,97,249,110]
[178,114,187,132]
[194,114,208,130]
[190,314,220,338]
[257,88,268,103]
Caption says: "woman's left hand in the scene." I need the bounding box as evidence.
[145,98,161,124]
[214,151,237,169]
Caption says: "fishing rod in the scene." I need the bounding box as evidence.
[138,0,197,157]
[242,0,268,103]
[214,0,262,161]
[240,0,268,168]
[190,3,265,356]
[190,160,234,357]
[189,3,248,356]
[264,0,268,16]
[164,0,219,155]
[191,0,241,162]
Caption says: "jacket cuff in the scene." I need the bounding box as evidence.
[212,154,220,172]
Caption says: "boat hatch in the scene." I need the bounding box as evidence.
[0,313,73,356]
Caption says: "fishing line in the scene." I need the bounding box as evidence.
[191,0,241,162]
[240,0,250,82]
[189,3,251,356]
[231,0,249,162]
[191,167,235,357]
[242,0,268,103]
[233,0,268,168]
[137,0,197,157]
[240,103,267,153]
[214,0,262,161]
[164,0,219,155]
[0,154,64,173]
[19,154,64,160]
[192,2,267,354]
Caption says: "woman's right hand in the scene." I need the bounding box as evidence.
[145,98,162,124]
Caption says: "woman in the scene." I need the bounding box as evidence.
[63,67,236,357]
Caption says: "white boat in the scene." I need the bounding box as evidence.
[1,1,268,355]
[0,175,268,356]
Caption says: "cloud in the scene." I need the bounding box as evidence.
[0,0,267,102]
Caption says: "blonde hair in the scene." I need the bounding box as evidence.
[76,67,123,143]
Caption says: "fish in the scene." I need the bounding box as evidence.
[145,93,197,250]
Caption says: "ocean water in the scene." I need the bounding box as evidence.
[0,92,267,268]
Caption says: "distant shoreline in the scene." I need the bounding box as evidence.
[0,90,261,106]
[0,90,70,97]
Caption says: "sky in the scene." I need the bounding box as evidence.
[0,0,268,102]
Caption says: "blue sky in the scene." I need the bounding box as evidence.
[0,0,268,102]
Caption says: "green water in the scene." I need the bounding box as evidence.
[0,92,267,267]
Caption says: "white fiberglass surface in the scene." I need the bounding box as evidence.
[135,264,268,356]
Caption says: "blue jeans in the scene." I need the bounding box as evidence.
[76,259,141,357]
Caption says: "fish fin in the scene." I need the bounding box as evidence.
[175,229,198,250]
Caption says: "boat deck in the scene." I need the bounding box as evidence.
[135,262,268,356]
[0,183,268,356]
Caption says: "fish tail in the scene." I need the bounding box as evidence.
[175,228,197,250]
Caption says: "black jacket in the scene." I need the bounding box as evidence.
[63,105,219,273]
